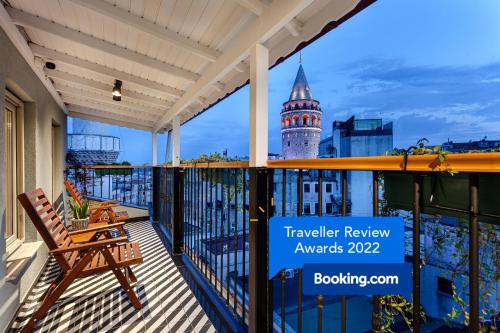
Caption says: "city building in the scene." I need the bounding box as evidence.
[441,137,500,152]
[281,63,322,160]
[320,116,393,215]
[66,119,120,165]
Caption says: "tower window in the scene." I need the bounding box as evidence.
[305,141,308,146]
[304,183,310,193]
[326,183,332,193]
[287,141,290,147]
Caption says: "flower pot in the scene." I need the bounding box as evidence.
[383,172,500,225]
[71,217,89,231]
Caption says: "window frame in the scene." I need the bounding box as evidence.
[4,90,25,254]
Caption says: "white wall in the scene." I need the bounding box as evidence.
[0,27,67,332]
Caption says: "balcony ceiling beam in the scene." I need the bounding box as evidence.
[232,0,264,15]
[229,0,303,37]
[67,0,220,62]
[7,7,199,83]
[68,108,154,132]
[62,94,159,122]
[31,44,183,99]
[46,68,171,109]
[53,82,165,117]
[155,0,314,132]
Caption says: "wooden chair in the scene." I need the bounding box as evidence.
[17,188,143,333]
[64,179,129,225]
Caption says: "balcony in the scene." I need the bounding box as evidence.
[37,156,498,333]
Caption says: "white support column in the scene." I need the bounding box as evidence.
[249,43,269,167]
[165,130,172,163]
[172,115,181,166]
[151,131,158,166]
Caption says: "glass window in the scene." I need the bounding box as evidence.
[303,203,311,215]
[314,202,319,214]
[326,203,333,214]
[4,92,23,249]
[314,183,318,192]
[326,183,332,193]
[437,277,453,296]
[304,183,310,193]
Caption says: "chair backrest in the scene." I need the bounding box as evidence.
[18,188,76,272]
[64,180,84,206]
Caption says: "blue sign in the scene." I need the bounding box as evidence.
[269,216,404,279]
[303,263,412,297]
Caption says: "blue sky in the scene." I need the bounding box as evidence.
[69,0,500,164]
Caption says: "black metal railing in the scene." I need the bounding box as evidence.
[66,166,152,208]
[153,154,500,333]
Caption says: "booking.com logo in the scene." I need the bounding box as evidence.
[313,272,400,288]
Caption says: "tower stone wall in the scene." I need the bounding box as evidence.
[281,64,322,159]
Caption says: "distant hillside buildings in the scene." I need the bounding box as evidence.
[441,137,500,152]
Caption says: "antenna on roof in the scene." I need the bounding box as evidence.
[299,51,302,64]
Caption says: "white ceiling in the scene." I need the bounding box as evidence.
[3,0,374,132]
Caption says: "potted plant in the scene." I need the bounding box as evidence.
[69,200,90,230]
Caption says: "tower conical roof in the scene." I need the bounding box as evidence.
[288,64,313,101]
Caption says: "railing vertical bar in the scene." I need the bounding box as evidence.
[233,168,239,314]
[469,173,479,332]
[318,170,323,216]
[204,168,209,278]
[412,173,422,333]
[372,171,381,332]
[297,169,303,216]
[341,170,347,333]
[215,168,219,293]
[143,168,146,205]
[282,169,286,216]
[188,168,191,259]
[192,168,195,261]
[317,295,323,333]
[99,168,102,198]
[220,168,225,296]
[209,168,213,285]
[108,169,111,201]
[280,270,286,333]
[136,168,139,205]
[122,169,125,203]
[83,168,87,195]
[298,269,303,333]
[226,168,231,305]
[91,167,95,197]
[242,168,247,324]
[196,168,200,268]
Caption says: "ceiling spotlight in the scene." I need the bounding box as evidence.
[45,61,56,70]
[112,79,122,101]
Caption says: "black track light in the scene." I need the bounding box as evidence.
[112,80,122,101]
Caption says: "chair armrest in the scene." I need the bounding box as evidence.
[50,236,128,254]
[89,200,118,207]
[89,204,120,211]
[68,222,125,236]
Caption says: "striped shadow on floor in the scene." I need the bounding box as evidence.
[9,220,216,333]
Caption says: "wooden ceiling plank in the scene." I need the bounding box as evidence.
[7,7,199,82]
[66,0,220,62]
